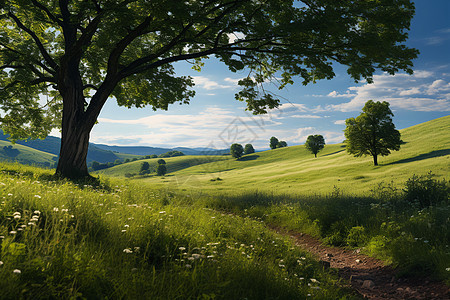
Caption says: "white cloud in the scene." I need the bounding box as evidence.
[324,71,450,112]
[192,76,234,90]
[334,120,346,125]
[290,114,322,119]
[94,106,282,149]
[286,127,344,144]
[327,90,357,98]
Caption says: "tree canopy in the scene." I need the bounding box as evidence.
[0,0,418,178]
[305,134,325,158]
[244,143,255,155]
[230,143,244,159]
[344,100,402,166]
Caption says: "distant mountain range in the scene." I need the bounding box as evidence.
[0,130,229,164]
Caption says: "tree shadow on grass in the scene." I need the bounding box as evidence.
[386,149,450,165]
[238,155,260,161]
[321,150,345,157]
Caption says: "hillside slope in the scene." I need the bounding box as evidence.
[132,115,449,195]
[0,141,57,167]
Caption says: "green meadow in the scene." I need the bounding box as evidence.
[100,115,449,196]
[0,116,448,298]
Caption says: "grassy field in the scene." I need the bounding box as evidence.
[0,163,355,299]
[101,115,449,196]
[0,141,56,168]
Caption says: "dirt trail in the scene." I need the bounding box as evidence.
[282,230,449,299]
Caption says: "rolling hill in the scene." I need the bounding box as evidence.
[103,115,449,195]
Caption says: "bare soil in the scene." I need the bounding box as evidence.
[281,229,450,299]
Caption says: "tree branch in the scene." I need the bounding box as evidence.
[30,0,63,26]
[7,12,58,71]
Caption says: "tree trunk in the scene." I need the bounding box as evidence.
[373,154,378,166]
[314,153,317,158]
[56,123,91,179]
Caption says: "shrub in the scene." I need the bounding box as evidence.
[404,173,449,208]
[157,164,167,176]
[346,226,367,247]
[157,159,166,165]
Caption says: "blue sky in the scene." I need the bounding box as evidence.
[85,0,450,150]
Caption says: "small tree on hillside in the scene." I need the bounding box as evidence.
[139,161,150,175]
[305,135,325,158]
[269,137,279,150]
[344,100,402,166]
[277,141,287,148]
[156,164,167,176]
[157,159,166,165]
[230,143,244,159]
[244,144,255,155]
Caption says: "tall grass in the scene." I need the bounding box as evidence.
[201,175,450,284]
[0,163,356,299]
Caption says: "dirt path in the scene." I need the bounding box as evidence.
[282,230,449,299]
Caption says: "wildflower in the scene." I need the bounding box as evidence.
[34,195,41,198]
[7,193,13,196]
[310,278,320,283]
[0,261,3,266]
[123,248,133,254]
[106,212,112,215]
[61,209,69,213]
[0,236,4,239]
[424,240,429,243]
[20,224,26,228]
[13,215,21,220]
[33,210,41,214]
[131,268,138,273]
[185,264,192,268]
[179,247,186,251]
[192,254,201,260]
[188,257,195,261]
[28,222,35,226]
[13,269,21,274]
[159,211,166,214]
[446,267,450,272]
[134,247,140,252]
[9,231,17,235]
[53,207,59,212]
[121,230,127,233]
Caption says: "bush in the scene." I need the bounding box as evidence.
[157,164,167,176]
[157,159,166,165]
[404,173,449,208]
[346,226,367,247]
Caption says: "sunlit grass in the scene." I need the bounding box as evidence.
[0,163,354,299]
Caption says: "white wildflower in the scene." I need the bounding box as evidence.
[179,247,186,251]
[13,269,21,274]
[123,248,133,254]
[34,195,41,199]
[9,231,17,235]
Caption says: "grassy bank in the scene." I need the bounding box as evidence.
[0,163,356,299]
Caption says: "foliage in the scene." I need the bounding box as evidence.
[158,151,184,158]
[139,161,151,175]
[344,100,402,166]
[305,135,325,158]
[404,172,449,208]
[0,0,418,178]
[277,141,287,148]
[269,137,279,150]
[156,164,167,176]
[230,143,244,159]
[157,159,166,165]
[244,144,255,155]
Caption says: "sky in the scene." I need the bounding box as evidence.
[85,0,450,151]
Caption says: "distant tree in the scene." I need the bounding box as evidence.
[156,164,167,176]
[344,100,402,166]
[0,1,418,179]
[277,141,287,148]
[305,135,325,158]
[244,144,255,155]
[140,161,150,175]
[269,137,279,150]
[131,158,138,162]
[230,143,244,159]
[124,159,131,163]
[150,155,158,159]
[91,161,100,171]
[114,159,122,165]
[157,159,166,165]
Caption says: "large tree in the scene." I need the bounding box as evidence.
[344,100,402,166]
[305,134,325,158]
[0,0,418,179]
